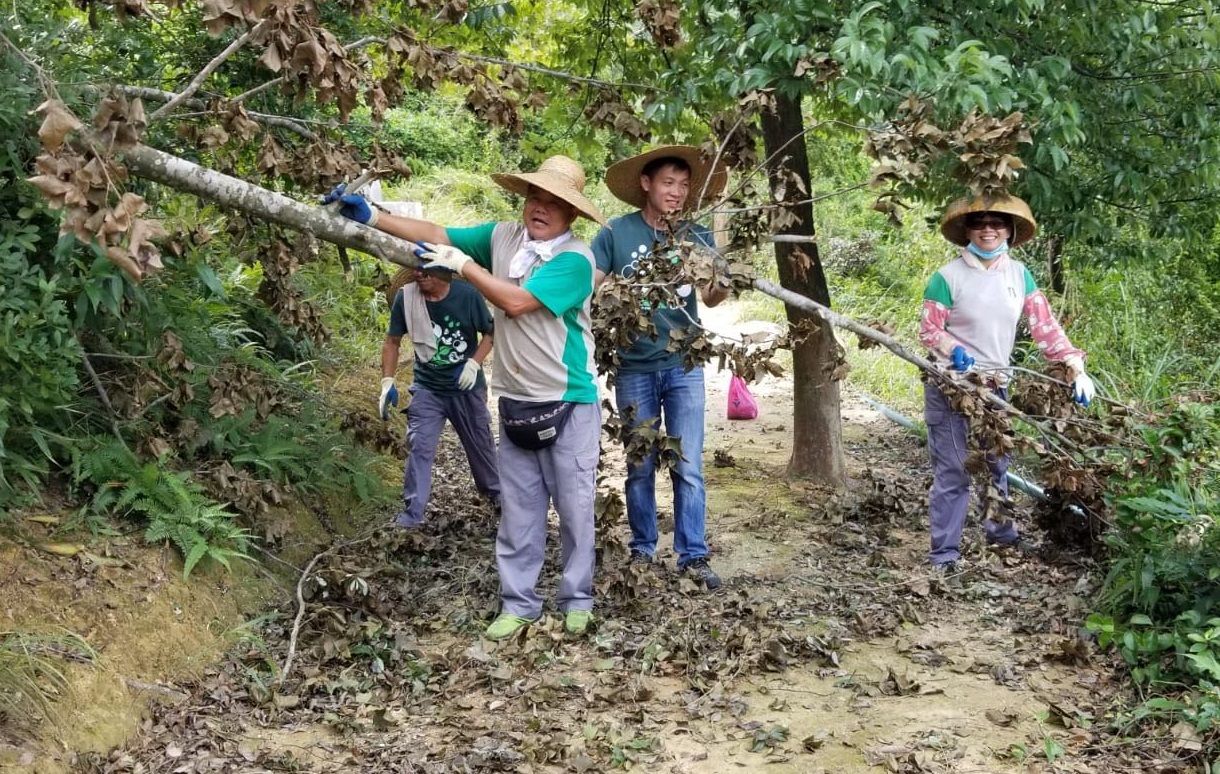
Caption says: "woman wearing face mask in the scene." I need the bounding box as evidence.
[918,195,1096,572]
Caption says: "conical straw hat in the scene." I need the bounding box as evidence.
[491,155,606,226]
[605,145,728,211]
[940,194,1037,247]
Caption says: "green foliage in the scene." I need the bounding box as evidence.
[0,225,79,503]
[72,439,251,578]
[0,48,80,508]
[352,91,511,175]
[1086,401,1220,739]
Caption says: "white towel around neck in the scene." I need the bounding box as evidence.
[400,283,437,362]
[508,230,573,280]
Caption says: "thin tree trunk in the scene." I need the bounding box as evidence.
[1047,235,1065,295]
[759,95,845,488]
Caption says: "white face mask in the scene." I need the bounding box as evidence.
[967,240,1009,260]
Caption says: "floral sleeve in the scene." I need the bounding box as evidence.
[919,271,964,356]
[1021,267,1084,363]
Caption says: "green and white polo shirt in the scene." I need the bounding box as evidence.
[446,221,598,404]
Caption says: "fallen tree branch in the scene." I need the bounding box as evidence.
[280,530,380,684]
[150,19,268,121]
[456,50,658,91]
[769,234,819,244]
[751,277,1068,442]
[123,677,189,703]
[78,342,129,450]
[116,142,422,269]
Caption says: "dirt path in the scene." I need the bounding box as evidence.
[64,301,1118,773]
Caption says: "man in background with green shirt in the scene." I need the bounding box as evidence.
[326,156,606,641]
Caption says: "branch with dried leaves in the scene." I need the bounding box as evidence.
[149,19,269,121]
[108,85,316,140]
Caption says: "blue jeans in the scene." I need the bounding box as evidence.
[614,366,708,567]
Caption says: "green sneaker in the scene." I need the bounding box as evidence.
[564,610,593,636]
[484,614,536,641]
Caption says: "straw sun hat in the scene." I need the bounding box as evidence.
[491,155,607,226]
[605,145,728,211]
[940,194,1038,248]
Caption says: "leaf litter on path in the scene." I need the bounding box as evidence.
[74,389,1132,773]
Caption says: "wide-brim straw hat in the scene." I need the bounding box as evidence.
[940,194,1037,248]
[385,266,452,306]
[604,145,729,211]
[491,155,607,226]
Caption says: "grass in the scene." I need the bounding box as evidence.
[0,630,94,727]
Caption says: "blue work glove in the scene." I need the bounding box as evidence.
[379,377,399,420]
[949,345,975,372]
[322,184,378,226]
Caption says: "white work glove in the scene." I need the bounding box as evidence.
[378,376,399,420]
[1063,356,1095,407]
[456,359,481,390]
[420,243,473,276]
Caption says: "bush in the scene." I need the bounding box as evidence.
[1086,399,1220,743]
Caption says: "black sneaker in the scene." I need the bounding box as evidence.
[681,558,722,590]
[629,550,654,565]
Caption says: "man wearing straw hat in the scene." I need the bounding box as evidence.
[593,146,729,590]
[326,156,606,640]
[379,266,499,529]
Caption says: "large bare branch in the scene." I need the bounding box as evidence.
[150,20,269,121]
[117,142,421,269]
[753,278,1045,425]
[455,51,658,92]
[231,35,655,106]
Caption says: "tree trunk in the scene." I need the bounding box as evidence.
[115,142,422,269]
[759,95,845,488]
[1046,235,1065,295]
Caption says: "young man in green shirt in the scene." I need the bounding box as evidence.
[327,156,606,640]
[593,146,728,589]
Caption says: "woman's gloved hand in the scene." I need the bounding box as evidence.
[1063,356,1096,407]
[949,345,975,372]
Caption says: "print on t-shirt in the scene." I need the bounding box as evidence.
[625,241,693,312]
[429,314,469,366]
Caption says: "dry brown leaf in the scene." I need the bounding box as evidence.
[36,100,83,151]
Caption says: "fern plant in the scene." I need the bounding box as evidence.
[71,440,251,578]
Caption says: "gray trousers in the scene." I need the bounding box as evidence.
[495,401,599,618]
[925,382,1018,564]
[394,386,500,528]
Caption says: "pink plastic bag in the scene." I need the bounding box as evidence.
[727,374,759,420]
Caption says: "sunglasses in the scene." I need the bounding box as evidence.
[965,218,1010,230]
